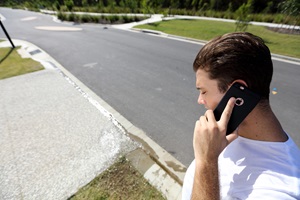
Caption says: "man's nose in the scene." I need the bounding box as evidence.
[198,95,205,105]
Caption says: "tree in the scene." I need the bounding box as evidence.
[65,0,74,12]
[120,0,138,12]
[170,0,180,8]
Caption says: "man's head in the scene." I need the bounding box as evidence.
[194,32,273,103]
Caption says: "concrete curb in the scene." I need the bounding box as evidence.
[127,148,182,199]
[271,53,300,64]
[2,39,185,199]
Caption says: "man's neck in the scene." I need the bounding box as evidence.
[237,104,288,142]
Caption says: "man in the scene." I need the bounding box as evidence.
[182,32,300,199]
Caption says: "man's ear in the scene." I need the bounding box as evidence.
[231,79,248,87]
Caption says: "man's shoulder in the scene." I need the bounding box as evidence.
[219,136,300,199]
[220,135,299,171]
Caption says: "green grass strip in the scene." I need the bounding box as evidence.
[136,19,300,58]
[0,46,44,80]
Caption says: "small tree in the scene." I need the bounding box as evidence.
[235,0,253,31]
[227,2,233,12]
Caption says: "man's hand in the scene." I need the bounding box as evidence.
[193,97,238,163]
[191,97,238,200]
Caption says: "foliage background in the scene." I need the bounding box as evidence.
[1,0,299,25]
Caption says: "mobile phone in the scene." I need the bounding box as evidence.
[213,82,261,135]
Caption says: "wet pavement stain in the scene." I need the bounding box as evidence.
[165,161,186,173]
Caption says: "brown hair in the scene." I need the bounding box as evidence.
[193,32,273,100]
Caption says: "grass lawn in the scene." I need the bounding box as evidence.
[0,46,44,79]
[136,19,300,58]
[69,157,166,200]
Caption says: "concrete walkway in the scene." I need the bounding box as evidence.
[0,40,184,200]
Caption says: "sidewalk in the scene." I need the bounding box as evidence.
[0,40,185,199]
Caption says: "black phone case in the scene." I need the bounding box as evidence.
[213,83,261,135]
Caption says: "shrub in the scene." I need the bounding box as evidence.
[57,12,67,21]
[91,15,100,23]
[81,14,92,23]
[122,15,130,23]
[274,14,285,24]
[108,15,120,23]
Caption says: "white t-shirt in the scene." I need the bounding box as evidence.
[182,135,300,200]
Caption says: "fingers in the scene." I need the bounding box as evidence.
[205,110,216,123]
[199,115,208,128]
[219,97,236,128]
[198,110,217,130]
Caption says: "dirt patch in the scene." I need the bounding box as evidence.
[69,157,166,200]
[267,26,300,35]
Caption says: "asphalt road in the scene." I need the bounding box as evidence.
[1,7,299,166]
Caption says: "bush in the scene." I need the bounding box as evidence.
[54,6,299,26]
[108,15,120,23]
[81,14,92,23]
[57,12,67,21]
[91,15,100,23]
[263,15,275,23]
[274,14,285,24]
[122,15,130,23]
[56,13,149,24]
